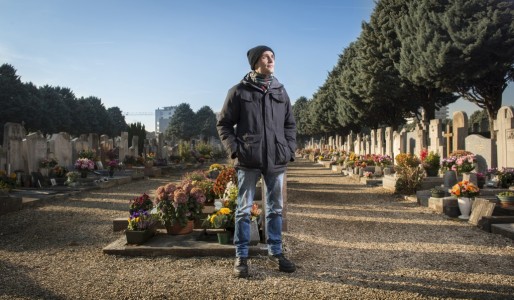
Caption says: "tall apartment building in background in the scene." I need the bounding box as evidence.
[155,106,177,133]
[434,106,449,120]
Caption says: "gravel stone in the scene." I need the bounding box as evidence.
[1,160,513,299]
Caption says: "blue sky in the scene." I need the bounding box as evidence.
[1,0,513,132]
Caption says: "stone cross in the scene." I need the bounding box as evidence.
[443,123,453,158]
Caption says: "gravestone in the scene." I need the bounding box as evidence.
[429,119,445,155]
[71,138,90,165]
[347,132,354,152]
[119,132,129,162]
[24,132,47,174]
[130,136,139,157]
[384,127,393,158]
[443,171,458,190]
[355,134,361,155]
[89,133,100,155]
[3,122,26,173]
[443,123,453,158]
[452,111,468,151]
[393,131,401,163]
[495,106,514,168]
[462,172,478,186]
[406,131,416,155]
[0,146,6,172]
[363,135,370,155]
[48,132,72,168]
[376,128,384,155]
[370,130,376,155]
[465,134,495,173]
[414,123,427,157]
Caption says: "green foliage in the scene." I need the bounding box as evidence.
[0,63,128,141]
[165,103,196,141]
[194,106,218,141]
[127,122,146,156]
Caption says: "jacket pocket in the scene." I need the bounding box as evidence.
[237,133,263,167]
[275,135,291,165]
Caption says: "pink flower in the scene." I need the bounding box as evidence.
[164,183,177,194]
[173,189,187,204]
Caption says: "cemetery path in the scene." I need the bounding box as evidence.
[1,159,513,299]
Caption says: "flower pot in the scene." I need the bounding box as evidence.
[165,220,194,235]
[497,195,514,208]
[80,170,88,178]
[457,197,472,220]
[217,231,231,244]
[125,229,154,245]
[426,168,438,177]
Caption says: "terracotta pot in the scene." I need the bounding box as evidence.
[165,220,194,235]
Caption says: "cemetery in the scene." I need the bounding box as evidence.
[298,106,514,241]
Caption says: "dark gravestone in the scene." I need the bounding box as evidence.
[31,172,47,188]
[443,171,458,189]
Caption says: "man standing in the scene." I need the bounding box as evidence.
[217,45,297,278]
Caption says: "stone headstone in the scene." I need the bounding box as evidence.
[3,122,26,173]
[429,119,445,156]
[406,131,416,155]
[370,130,376,155]
[452,111,468,151]
[71,137,90,166]
[48,132,72,168]
[376,128,384,155]
[465,134,495,173]
[355,134,361,155]
[23,132,47,174]
[157,133,164,159]
[384,127,393,158]
[347,132,354,152]
[414,123,427,156]
[443,170,458,189]
[119,132,129,161]
[494,106,514,168]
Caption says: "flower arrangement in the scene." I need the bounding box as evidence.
[363,171,373,178]
[77,149,96,160]
[212,167,237,198]
[65,171,80,185]
[107,159,120,170]
[39,158,58,168]
[146,152,156,161]
[51,165,68,178]
[129,193,153,214]
[450,180,480,198]
[183,171,216,203]
[206,207,234,229]
[154,179,206,227]
[454,154,476,174]
[250,203,262,221]
[75,158,95,171]
[127,210,158,231]
[0,171,17,192]
[374,154,393,168]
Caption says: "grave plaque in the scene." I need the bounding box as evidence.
[469,198,495,226]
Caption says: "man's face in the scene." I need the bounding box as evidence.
[254,50,274,75]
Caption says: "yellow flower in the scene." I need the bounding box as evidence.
[209,214,217,224]
[219,207,231,215]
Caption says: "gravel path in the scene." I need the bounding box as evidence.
[1,160,513,299]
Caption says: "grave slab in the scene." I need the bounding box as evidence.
[103,229,268,257]
[491,223,514,240]
[477,216,514,232]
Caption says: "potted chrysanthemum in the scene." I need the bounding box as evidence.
[154,179,206,235]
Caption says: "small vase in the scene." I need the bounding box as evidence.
[125,229,154,245]
[217,231,231,244]
[165,220,194,235]
[80,170,88,178]
[457,197,472,220]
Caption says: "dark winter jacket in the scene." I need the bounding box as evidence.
[217,75,297,174]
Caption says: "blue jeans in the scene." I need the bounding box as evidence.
[234,168,284,257]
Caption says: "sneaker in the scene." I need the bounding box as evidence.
[268,254,296,273]
[233,257,249,278]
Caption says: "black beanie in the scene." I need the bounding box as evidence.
[247,45,274,70]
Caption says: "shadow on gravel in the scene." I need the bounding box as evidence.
[285,235,514,299]
[0,260,65,299]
